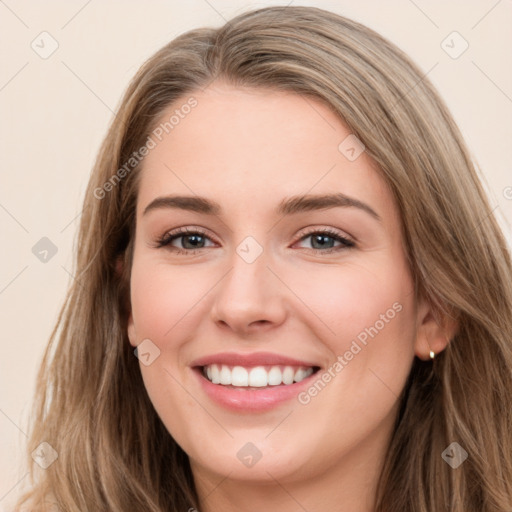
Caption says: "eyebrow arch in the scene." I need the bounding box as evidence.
[143,195,221,216]
[143,193,381,221]
[277,193,380,221]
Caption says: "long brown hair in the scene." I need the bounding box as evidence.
[15,6,512,511]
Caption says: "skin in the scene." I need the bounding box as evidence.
[126,82,452,512]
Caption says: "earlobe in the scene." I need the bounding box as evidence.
[127,312,137,347]
[115,255,124,278]
[115,253,136,346]
[414,299,458,361]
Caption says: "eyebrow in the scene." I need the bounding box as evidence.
[142,193,381,221]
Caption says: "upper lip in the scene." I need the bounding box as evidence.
[190,351,321,369]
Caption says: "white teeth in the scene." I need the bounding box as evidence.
[231,366,248,386]
[248,367,268,387]
[268,366,282,386]
[294,367,310,382]
[219,365,232,385]
[210,364,220,384]
[282,366,295,385]
[202,364,315,387]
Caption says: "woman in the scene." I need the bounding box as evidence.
[15,5,512,511]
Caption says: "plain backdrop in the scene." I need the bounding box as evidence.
[1,0,511,508]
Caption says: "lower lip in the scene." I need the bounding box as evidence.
[192,367,319,412]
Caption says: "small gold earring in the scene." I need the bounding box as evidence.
[429,350,435,359]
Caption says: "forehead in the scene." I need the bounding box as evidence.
[135,82,393,222]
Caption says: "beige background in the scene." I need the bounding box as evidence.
[1,0,511,508]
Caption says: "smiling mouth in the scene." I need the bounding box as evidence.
[198,364,321,388]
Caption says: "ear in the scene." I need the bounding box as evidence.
[115,254,137,348]
[127,312,137,348]
[414,297,458,360]
[115,255,124,278]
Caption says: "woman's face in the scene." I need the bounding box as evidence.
[127,82,432,489]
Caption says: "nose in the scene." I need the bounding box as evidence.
[210,248,287,336]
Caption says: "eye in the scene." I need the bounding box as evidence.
[154,227,216,254]
[294,228,355,254]
[153,226,355,256]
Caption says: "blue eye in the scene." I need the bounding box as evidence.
[154,227,355,255]
[155,227,214,254]
[298,230,354,252]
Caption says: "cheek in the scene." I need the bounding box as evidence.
[129,258,210,445]
[287,257,415,353]
[130,257,210,343]
[286,256,417,413]
[127,247,419,473]
[284,261,416,460]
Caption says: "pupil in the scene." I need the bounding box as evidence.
[180,234,336,250]
[312,234,334,249]
[183,235,204,249]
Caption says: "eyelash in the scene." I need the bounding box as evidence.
[154,226,355,256]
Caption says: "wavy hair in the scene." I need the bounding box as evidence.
[15,6,512,511]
